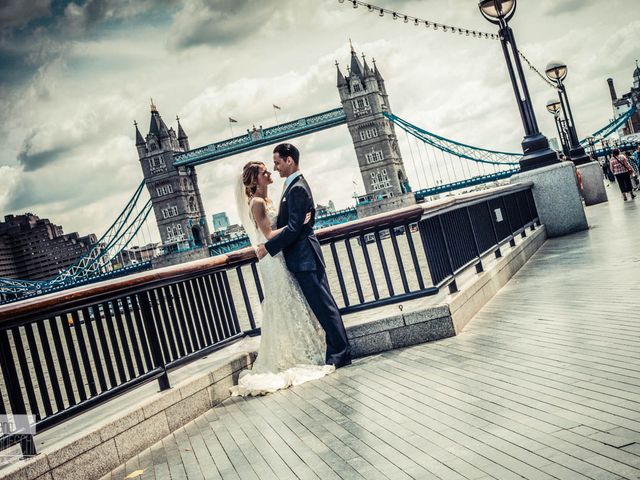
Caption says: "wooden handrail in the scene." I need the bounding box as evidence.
[0,182,532,322]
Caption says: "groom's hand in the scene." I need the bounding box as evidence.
[256,244,268,260]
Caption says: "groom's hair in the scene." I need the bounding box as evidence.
[273,143,300,165]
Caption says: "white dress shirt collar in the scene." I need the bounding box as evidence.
[283,170,302,191]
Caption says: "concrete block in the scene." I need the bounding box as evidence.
[512,163,588,237]
[141,386,182,419]
[577,161,608,206]
[176,370,216,400]
[346,314,404,338]
[98,407,145,441]
[113,412,170,464]
[0,453,50,480]
[403,305,450,326]
[46,429,103,469]
[50,439,120,480]
[33,474,53,480]
[211,352,254,382]
[350,331,393,357]
[208,374,235,406]
[165,389,211,432]
[389,318,455,349]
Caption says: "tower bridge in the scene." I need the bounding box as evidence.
[1,48,636,302]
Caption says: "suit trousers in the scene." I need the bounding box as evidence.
[294,267,351,366]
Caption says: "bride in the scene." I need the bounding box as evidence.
[230,160,334,396]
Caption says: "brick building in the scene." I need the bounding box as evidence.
[0,214,97,281]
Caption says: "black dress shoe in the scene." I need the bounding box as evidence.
[328,358,352,369]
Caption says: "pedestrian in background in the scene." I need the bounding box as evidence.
[609,148,636,201]
[601,155,615,185]
[633,145,640,190]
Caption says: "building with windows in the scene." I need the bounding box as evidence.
[607,62,640,137]
[0,214,97,281]
[212,212,230,232]
[135,102,211,267]
[336,44,415,216]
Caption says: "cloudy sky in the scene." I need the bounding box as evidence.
[1,0,638,242]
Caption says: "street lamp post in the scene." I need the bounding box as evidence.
[479,0,559,172]
[546,99,570,156]
[545,61,591,165]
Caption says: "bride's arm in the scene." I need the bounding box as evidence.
[250,199,311,240]
[250,198,276,239]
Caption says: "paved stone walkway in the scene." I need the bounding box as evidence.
[103,195,640,480]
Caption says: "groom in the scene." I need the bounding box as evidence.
[256,143,352,368]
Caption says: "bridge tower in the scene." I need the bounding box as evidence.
[135,101,211,261]
[337,43,414,215]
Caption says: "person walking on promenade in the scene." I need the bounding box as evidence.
[632,145,640,190]
[609,148,636,201]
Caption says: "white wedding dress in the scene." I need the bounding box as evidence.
[230,199,334,396]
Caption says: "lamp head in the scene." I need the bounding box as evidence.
[478,0,516,24]
[546,99,561,115]
[545,61,568,82]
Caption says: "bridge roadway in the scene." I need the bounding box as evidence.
[102,194,640,480]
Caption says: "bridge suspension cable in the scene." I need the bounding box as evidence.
[0,181,156,302]
[336,0,556,89]
[579,106,637,144]
[389,113,521,200]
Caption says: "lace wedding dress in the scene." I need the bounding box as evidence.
[230,200,334,396]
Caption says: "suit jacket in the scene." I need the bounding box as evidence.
[264,175,325,272]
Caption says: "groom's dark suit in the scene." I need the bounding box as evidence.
[264,174,351,367]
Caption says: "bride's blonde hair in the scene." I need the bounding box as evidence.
[241,161,265,201]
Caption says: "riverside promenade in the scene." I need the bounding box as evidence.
[101,196,640,480]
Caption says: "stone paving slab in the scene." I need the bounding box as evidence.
[98,196,640,479]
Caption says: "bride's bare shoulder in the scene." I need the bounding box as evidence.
[249,197,267,220]
[249,197,266,206]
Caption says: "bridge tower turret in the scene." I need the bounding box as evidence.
[135,101,211,258]
[337,43,413,214]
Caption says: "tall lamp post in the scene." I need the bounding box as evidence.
[545,61,591,165]
[479,0,559,172]
[546,99,570,156]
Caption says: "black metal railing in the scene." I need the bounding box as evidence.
[317,183,538,313]
[0,182,539,457]
[0,253,262,456]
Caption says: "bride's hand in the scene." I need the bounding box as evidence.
[304,212,312,224]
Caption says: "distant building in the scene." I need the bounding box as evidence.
[113,242,159,268]
[212,212,230,232]
[607,62,640,136]
[316,201,336,217]
[211,224,246,244]
[225,224,246,239]
[0,214,97,281]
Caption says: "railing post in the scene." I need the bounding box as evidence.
[486,201,503,259]
[465,207,484,274]
[437,216,458,294]
[137,292,170,391]
[0,329,36,456]
[500,195,517,247]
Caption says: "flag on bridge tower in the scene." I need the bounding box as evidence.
[272,104,282,126]
[228,117,238,137]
